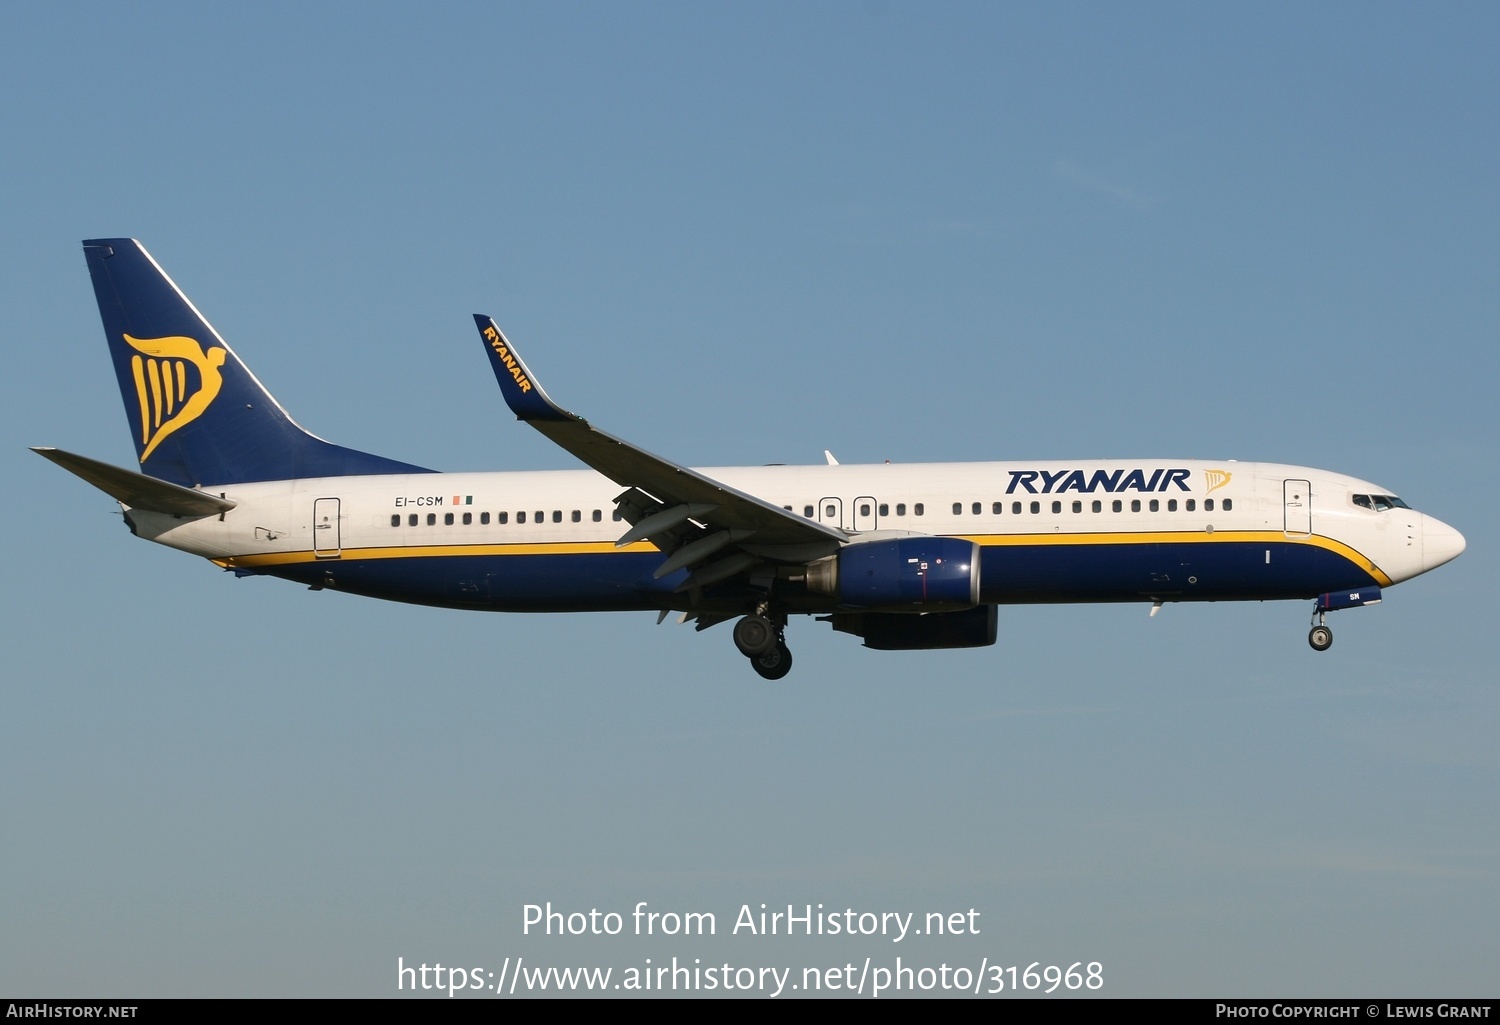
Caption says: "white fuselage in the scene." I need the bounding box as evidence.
[123,458,1465,614]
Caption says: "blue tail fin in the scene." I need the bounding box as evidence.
[83,239,433,486]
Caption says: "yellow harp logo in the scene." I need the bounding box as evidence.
[124,334,228,461]
[1203,468,1232,495]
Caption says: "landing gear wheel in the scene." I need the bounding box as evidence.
[1308,625,1333,651]
[752,641,793,680]
[733,615,777,657]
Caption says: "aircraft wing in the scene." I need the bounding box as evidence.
[473,316,845,585]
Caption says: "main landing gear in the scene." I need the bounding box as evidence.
[734,611,793,680]
[1308,608,1333,651]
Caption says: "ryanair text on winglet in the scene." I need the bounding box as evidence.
[484,325,534,394]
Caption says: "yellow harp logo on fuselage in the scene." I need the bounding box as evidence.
[124,334,228,461]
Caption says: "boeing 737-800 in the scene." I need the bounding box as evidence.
[35,239,1466,678]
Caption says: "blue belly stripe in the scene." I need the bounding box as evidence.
[250,537,1377,611]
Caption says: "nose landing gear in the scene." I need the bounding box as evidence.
[1306,586,1382,651]
[1308,608,1332,651]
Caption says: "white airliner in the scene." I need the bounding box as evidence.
[36,239,1466,678]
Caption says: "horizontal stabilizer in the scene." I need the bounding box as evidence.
[32,447,236,517]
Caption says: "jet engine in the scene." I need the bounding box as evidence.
[805,536,981,610]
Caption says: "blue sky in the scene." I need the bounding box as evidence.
[2,2,1496,997]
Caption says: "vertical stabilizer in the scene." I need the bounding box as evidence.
[82,239,432,486]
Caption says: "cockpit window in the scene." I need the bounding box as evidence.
[1354,493,1411,511]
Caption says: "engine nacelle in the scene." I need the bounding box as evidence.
[806,536,981,610]
[824,605,998,650]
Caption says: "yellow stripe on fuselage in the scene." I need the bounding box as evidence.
[213,529,1392,587]
[214,539,660,569]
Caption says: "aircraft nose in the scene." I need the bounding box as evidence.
[1422,514,1466,572]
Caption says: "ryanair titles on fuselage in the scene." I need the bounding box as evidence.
[1005,468,1196,495]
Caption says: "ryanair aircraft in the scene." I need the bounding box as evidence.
[36,239,1466,678]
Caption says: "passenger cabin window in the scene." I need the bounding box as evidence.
[518,511,526,523]
[571,510,581,522]
[593,510,602,522]
[426,513,436,526]
[896,504,906,516]
[463,512,472,525]
[1167,499,1177,512]
[1013,502,1023,515]
[1186,499,1196,512]
[1131,499,1140,512]
[481,512,490,524]
[1223,499,1233,511]
[1030,501,1040,514]
[1071,500,1082,513]
[613,510,623,521]
[879,503,889,516]
[804,505,814,517]
[408,513,418,526]
[498,512,508,524]
[1113,500,1123,513]
[444,512,454,525]
[1149,499,1159,512]
[859,503,871,517]
[552,510,562,523]
[390,514,400,527]
[534,510,543,522]
[993,502,1003,515]
[972,502,981,515]
[1204,499,1213,512]
[1091,500,1102,513]
[953,503,962,515]
[1051,501,1062,514]
[914,503,925,516]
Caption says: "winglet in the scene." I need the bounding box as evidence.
[472,315,574,423]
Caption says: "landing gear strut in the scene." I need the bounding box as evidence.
[1308,608,1333,651]
[735,609,793,679]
